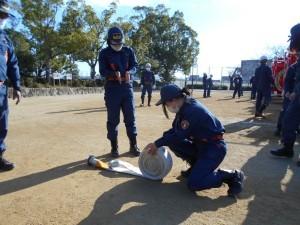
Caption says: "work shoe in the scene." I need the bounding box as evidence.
[110,140,119,158]
[0,153,15,171]
[226,170,244,197]
[129,137,141,157]
[220,169,244,197]
[270,145,294,158]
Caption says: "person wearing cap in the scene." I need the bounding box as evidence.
[144,84,244,197]
[232,74,243,99]
[254,56,274,117]
[271,23,300,161]
[0,0,21,171]
[99,26,140,158]
[140,63,155,107]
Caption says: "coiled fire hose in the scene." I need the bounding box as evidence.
[87,147,173,180]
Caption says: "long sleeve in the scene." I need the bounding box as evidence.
[127,48,138,74]
[98,50,114,78]
[284,67,295,93]
[7,39,21,91]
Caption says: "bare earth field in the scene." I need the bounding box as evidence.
[0,90,299,225]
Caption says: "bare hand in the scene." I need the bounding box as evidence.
[144,143,158,155]
[13,89,21,105]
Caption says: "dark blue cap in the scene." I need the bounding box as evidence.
[156,84,182,106]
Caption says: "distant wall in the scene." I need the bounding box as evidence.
[8,87,104,98]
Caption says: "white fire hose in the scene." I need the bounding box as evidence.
[88,147,173,180]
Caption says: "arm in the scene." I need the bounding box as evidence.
[7,39,21,91]
[284,67,295,93]
[140,72,145,86]
[127,48,138,75]
[154,113,196,147]
[98,50,115,78]
[152,72,156,86]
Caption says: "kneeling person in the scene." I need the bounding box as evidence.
[145,84,244,197]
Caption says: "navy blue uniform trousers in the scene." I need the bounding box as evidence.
[168,140,226,191]
[0,85,8,153]
[282,96,300,144]
[104,84,137,141]
[141,84,153,97]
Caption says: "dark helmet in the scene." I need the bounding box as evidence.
[107,26,124,45]
[0,0,14,18]
[289,23,300,52]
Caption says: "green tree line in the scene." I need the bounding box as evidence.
[8,0,199,86]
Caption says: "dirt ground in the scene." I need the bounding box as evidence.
[0,90,299,225]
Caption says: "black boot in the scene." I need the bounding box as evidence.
[219,169,244,197]
[129,137,140,157]
[181,158,196,178]
[270,143,294,158]
[0,152,15,171]
[259,104,266,115]
[140,96,145,107]
[110,140,119,158]
[148,96,152,107]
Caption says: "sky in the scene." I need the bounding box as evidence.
[78,0,300,79]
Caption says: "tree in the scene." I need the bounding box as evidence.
[130,5,199,82]
[20,0,64,82]
[60,1,117,79]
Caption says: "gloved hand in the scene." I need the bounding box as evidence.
[115,71,121,84]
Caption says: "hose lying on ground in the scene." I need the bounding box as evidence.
[88,147,173,180]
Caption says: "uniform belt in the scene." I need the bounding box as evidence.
[0,81,4,86]
[196,134,224,143]
[107,75,130,82]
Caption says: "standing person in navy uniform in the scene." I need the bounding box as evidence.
[0,0,22,171]
[254,56,274,117]
[274,62,298,136]
[207,75,213,97]
[145,84,244,197]
[249,75,257,100]
[202,73,208,98]
[271,23,300,161]
[99,27,140,158]
[140,63,155,107]
[232,74,243,98]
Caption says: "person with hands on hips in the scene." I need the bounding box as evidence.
[145,84,244,197]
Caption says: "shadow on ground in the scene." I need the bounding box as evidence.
[78,172,237,225]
